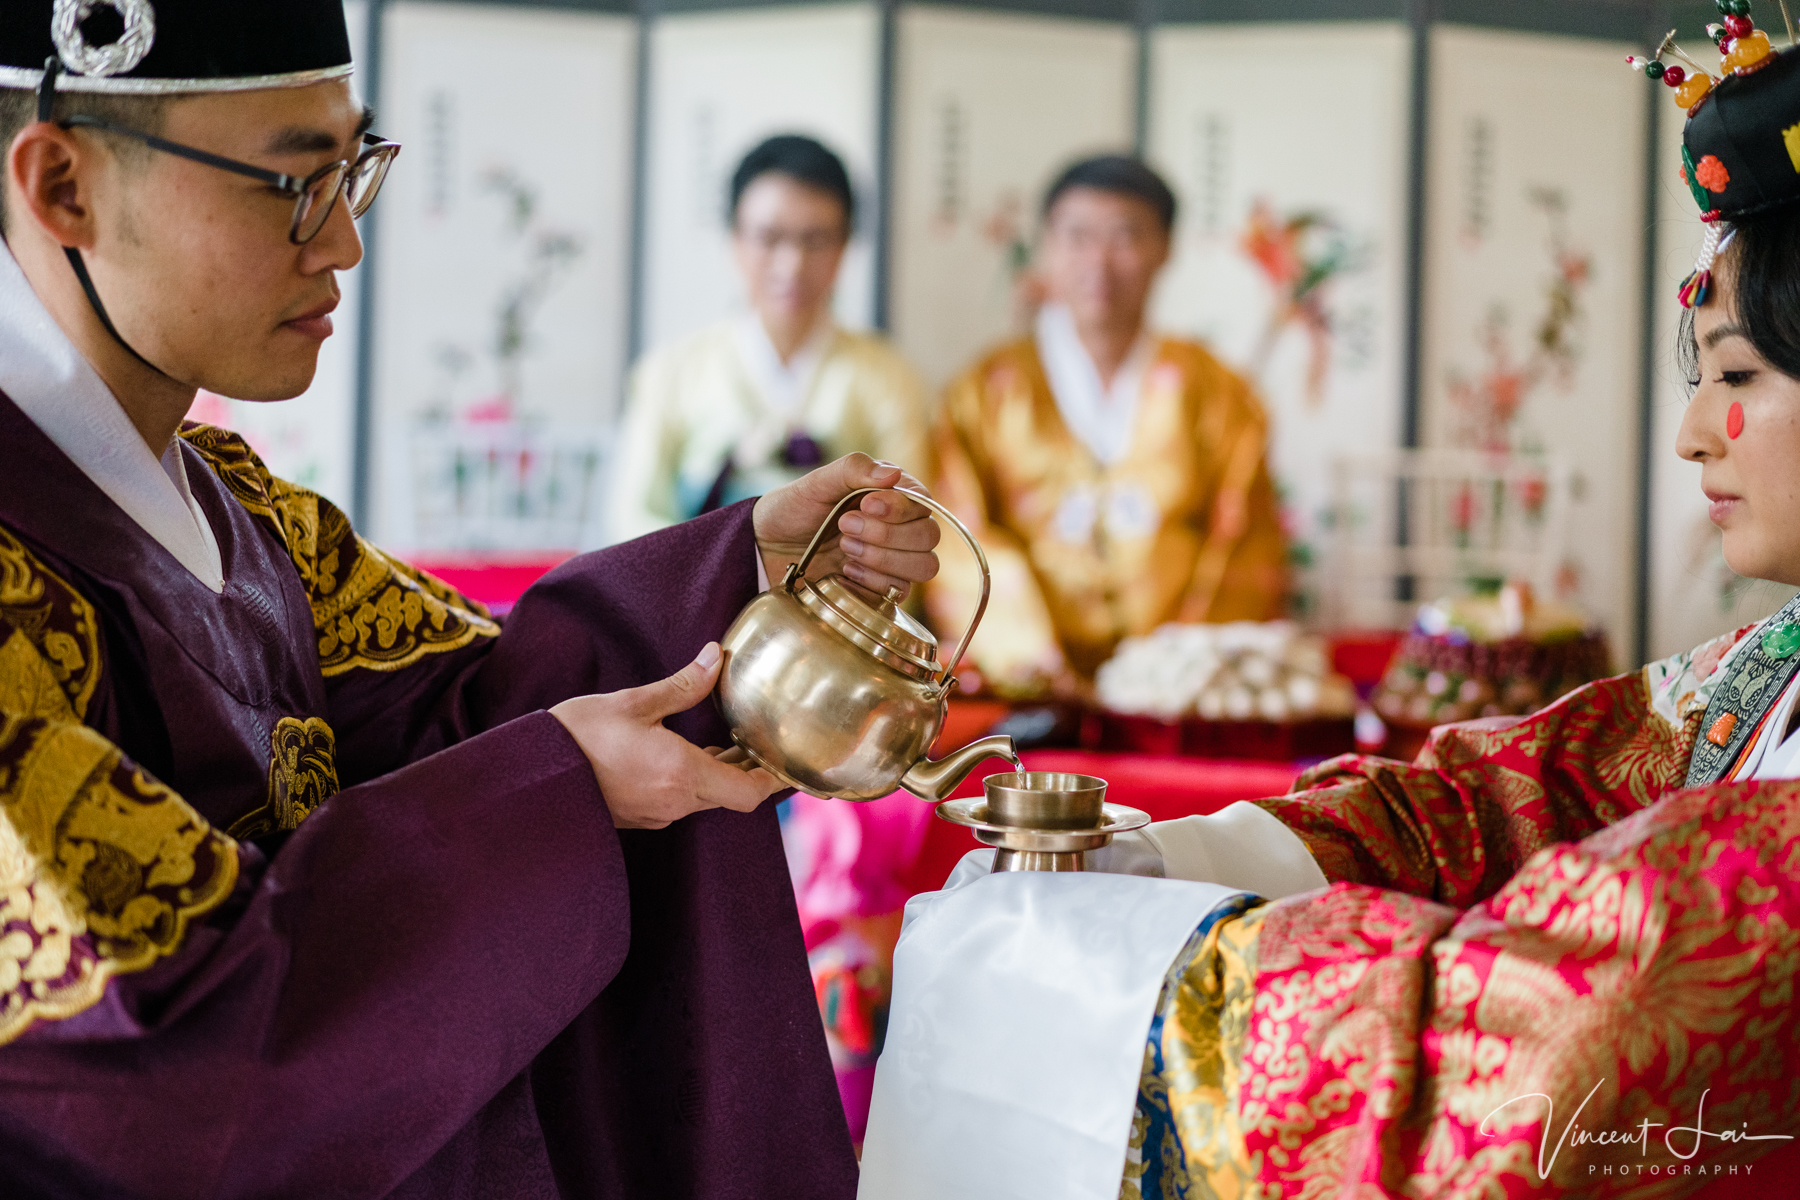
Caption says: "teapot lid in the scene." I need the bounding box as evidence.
[797,574,941,682]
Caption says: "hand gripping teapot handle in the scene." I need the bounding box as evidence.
[781,486,991,694]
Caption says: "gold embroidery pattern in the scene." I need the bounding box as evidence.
[0,524,101,721]
[1260,670,1691,907]
[227,717,342,841]
[1133,785,1800,1198]
[0,714,238,1045]
[311,538,498,675]
[180,423,498,677]
[1166,910,1264,1198]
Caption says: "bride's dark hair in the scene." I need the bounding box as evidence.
[1680,213,1800,384]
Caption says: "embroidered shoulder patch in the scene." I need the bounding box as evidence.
[180,424,499,677]
[0,524,102,721]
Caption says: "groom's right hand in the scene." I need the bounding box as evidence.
[549,642,781,829]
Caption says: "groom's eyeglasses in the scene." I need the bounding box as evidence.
[59,115,401,246]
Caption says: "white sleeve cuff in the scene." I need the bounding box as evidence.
[935,803,1325,900]
[754,545,770,593]
[1139,802,1328,900]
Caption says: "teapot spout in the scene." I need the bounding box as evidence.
[898,735,1021,803]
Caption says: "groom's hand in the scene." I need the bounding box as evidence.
[550,642,781,829]
[753,454,941,597]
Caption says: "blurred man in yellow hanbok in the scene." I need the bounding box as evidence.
[609,135,929,544]
[928,156,1288,697]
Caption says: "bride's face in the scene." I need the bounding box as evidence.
[1679,287,1800,586]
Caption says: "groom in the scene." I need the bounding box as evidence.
[0,3,938,1196]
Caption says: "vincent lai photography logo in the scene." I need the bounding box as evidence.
[1482,1082,1794,1183]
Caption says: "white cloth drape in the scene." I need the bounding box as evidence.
[857,871,1245,1200]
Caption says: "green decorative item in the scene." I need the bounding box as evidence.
[1761,621,1800,660]
[1681,144,1714,213]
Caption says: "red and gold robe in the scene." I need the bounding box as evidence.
[0,393,854,1199]
[1130,626,1800,1196]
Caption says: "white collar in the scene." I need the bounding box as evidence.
[0,241,224,592]
[1034,303,1156,468]
[1745,671,1800,780]
[733,313,836,417]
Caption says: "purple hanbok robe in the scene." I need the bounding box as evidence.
[0,392,856,1199]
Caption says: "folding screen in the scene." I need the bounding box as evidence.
[1148,5,1659,653]
[1146,20,1412,621]
[887,4,1137,386]
[1418,24,1646,650]
[369,0,637,545]
[325,0,1717,657]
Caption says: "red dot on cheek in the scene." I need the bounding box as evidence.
[1728,402,1745,440]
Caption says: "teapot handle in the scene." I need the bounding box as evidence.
[781,486,990,694]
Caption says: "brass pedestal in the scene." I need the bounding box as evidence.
[935,771,1150,872]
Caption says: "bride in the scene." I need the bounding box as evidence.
[864,34,1800,1200]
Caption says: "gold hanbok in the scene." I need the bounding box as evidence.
[927,337,1288,693]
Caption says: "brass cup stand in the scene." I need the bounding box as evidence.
[935,772,1151,872]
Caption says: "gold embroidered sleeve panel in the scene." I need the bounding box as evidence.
[0,525,102,723]
[181,424,499,677]
[0,612,238,1046]
[1124,901,1267,1200]
[1255,668,1693,908]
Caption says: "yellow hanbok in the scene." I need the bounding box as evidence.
[607,319,931,543]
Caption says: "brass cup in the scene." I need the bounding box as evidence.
[983,772,1108,872]
[983,772,1108,830]
[934,775,1146,874]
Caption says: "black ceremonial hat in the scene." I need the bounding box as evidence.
[1684,46,1800,220]
[0,0,352,95]
[1629,10,1800,307]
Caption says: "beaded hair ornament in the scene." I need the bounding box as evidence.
[1631,0,1800,307]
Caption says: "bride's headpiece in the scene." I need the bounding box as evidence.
[1630,1,1800,306]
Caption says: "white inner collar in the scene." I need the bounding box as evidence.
[0,240,224,592]
[733,313,836,418]
[1744,669,1800,780]
[1035,303,1155,468]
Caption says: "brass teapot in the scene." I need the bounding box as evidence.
[716,488,1018,801]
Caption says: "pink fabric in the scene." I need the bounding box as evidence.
[406,555,570,616]
[835,1065,877,1143]
[784,792,934,1144]
[787,791,935,926]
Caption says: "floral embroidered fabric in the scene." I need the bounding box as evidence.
[1130,626,1800,1194]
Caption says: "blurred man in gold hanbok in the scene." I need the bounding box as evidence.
[609,136,929,544]
[928,156,1287,697]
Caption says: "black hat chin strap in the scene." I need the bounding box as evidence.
[38,57,176,382]
[63,246,172,377]
[37,56,58,122]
